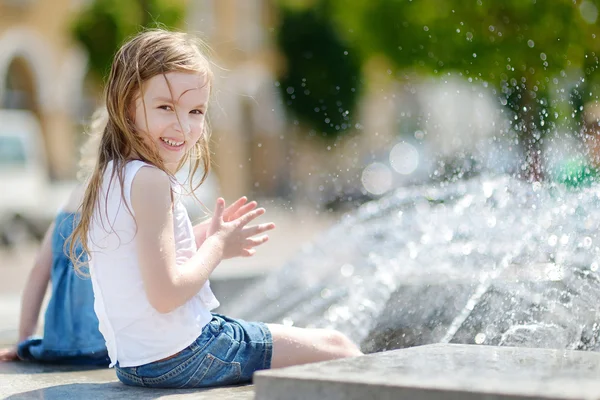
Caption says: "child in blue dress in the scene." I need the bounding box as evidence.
[0,112,109,365]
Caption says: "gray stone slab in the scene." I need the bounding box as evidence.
[254,344,600,400]
[0,362,254,399]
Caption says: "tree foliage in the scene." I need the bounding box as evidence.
[327,0,600,176]
[72,0,187,82]
[276,3,362,139]
[276,0,600,176]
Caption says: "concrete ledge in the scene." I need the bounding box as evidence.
[254,344,600,400]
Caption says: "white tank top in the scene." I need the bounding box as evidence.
[88,160,219,368]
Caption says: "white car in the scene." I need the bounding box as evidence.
[0,109,75,246]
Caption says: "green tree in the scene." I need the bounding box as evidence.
[326,0,600,179]
[72,0,187,83]
[276,3,362,140]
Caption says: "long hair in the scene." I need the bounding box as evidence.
[69,29,214,273]
[76,107,107,182]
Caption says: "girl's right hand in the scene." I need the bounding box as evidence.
[207,198,275,259]
[0,346,19,361]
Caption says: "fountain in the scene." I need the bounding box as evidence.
[228,175,600,355]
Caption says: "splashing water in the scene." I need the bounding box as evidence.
[227,175,600,353]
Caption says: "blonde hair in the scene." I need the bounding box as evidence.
[69,29,214,272]
[77,107,107,182]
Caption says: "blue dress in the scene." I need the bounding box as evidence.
[17,211,109,365]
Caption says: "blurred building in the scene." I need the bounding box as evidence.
[0,0,90,180]
[0,0,289,201]
[187,1,289,201]
[0,0,499,205]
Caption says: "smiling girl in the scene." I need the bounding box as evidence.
[69,29,362,389]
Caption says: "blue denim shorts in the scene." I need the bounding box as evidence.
[115,314,272,388]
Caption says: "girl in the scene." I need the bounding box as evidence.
[0,111,109,365]
[70,29,362,389]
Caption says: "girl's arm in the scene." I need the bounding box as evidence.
[132,168,269,314]
[0,222,53,361]
[18,222,54,341]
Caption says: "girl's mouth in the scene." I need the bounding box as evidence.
[160,137,185,149]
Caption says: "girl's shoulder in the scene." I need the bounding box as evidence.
[124,160,179,193]
[131,165,171,191]
[130,165,173,217]
[105,159,166,186]
[102,160,171,210]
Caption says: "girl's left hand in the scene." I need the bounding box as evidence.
[193,196,258,248]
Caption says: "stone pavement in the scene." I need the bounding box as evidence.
[0,362,254,399]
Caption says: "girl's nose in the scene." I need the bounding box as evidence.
[174,116,191,136]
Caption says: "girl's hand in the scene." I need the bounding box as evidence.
[0,346,19,362]
[206,198,275,259]
[193,196,259,248]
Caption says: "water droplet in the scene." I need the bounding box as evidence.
[361,163,392,196]
[580,1,599,24]
[341,263,354,277]
[482,182,494,198]
[475,333,486,344]
[462,244,473,255]
[546,264,564,281]
[389,142,419,175]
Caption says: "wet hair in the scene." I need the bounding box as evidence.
[76,107,107,182]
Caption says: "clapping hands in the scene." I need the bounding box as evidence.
[193,197,275,258]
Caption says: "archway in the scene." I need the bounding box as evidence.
[0,28,81,180]
[2,56,39,113]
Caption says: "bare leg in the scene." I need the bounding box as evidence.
[267,324,363,369]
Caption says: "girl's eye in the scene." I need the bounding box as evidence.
[190,109,204,115]
[159,105,173,111]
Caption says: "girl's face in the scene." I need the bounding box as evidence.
[133,71,210,173]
